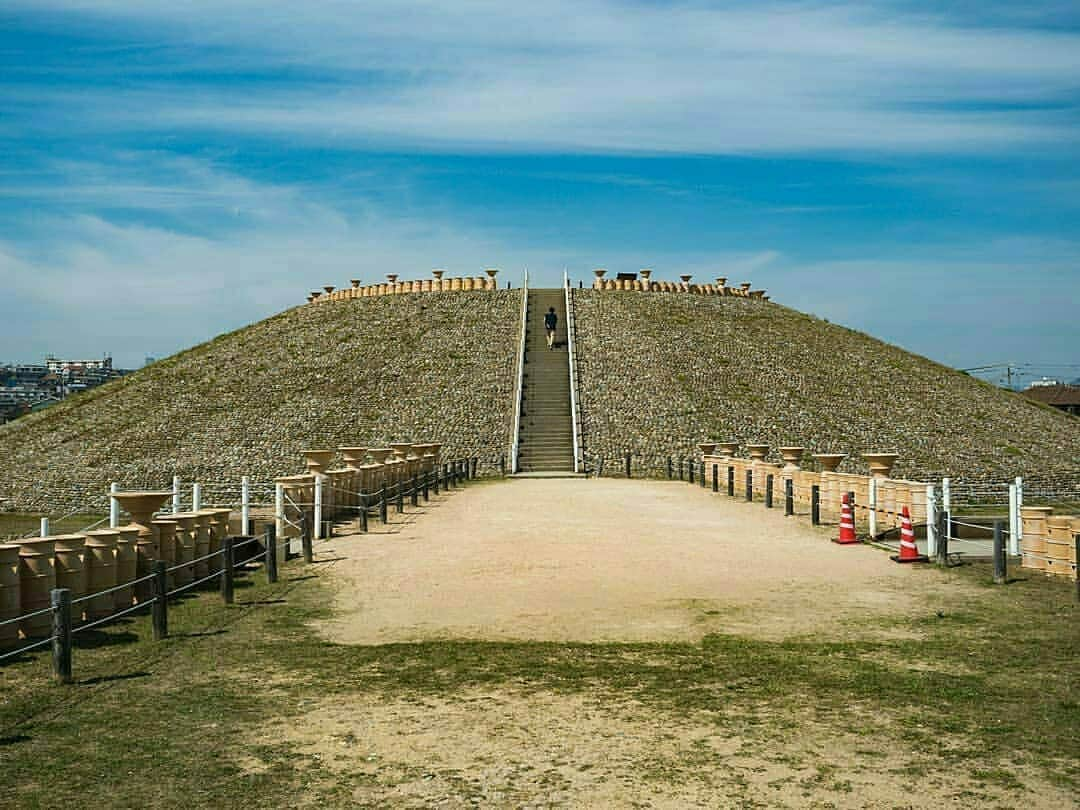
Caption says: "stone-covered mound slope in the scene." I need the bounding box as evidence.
[572,290,1080,482]
[0,291,522,512]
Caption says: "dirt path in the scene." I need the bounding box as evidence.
[319,478,961,645]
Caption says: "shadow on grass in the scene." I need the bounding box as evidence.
[79,670,151,686]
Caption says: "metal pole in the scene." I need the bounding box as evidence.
[765,475,774,508]
[993,520,1006,585]
[241,476,251,537]
[152,560,168,640]
[712,464,718,493]
[359,495,369,532]
[264,524,278,584]
[192,483,202,513]
[313,475,324,540]
[667,457,673,479]
[500,454,506,477]
[110,482,120,528]
[700,461,706,488]
[39,517,49,537]
[785,478,793,516]
[379,488,388,523]
[811,485,820,525]
[937,510,949,565]
[625,453,632,478]
[51,588,72,684]
[411,475,419,507]
[423,473,430,501]
[172,474,181,514]
[220,536,234,604]
[727,466,734,497]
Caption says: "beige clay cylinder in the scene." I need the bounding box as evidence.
[193,511,215,578]
[165,515,196,587]
[18,538,55,637]
[0,544,20,647]
[83,529,119,621]
[52,535,88,612]
[113,527,139,608]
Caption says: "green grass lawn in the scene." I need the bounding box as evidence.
[0,550,1076,807]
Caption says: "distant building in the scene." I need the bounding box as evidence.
[1022,384,1080,416]
[1026,377,1063,389]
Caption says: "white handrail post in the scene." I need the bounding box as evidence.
[275,483,285,541]
[564,268,582,474]
[192,482,202,512]
[109,482,120,528]
[1010,475,1019,546]
[40,517,49,537]
[509,267,529,474]
[241,476,251,535]
[868,477,877,539]
[314,475,324,539]
[1008,483,1019,556]
[172,474,181,514]
[925,485,937,558]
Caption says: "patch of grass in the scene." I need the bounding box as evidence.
[0,555,1076,807]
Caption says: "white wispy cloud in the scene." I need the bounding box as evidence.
[6,1,1080,154]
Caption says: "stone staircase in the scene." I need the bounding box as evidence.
[516,289,575,473]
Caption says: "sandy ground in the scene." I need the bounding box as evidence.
[319,478,959,645]
[268,479,1069,808]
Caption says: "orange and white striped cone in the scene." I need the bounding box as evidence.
[834,492,858,545]
[891,506,928,563]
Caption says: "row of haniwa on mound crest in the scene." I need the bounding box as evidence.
[306,270,503,304]
[0,502,234,646]
[273,443,443,539]
[591,269,769,298]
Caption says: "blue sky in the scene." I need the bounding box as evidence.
[1,1,1078,384]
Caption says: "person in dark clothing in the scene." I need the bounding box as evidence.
[544,307,557,349]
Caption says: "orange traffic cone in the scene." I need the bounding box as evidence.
[834,492,858,544]
[891,506,928,563]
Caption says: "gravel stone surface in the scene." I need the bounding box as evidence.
[0,291,522,512]
[571,289,1080,482]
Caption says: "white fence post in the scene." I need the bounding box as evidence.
[926,485,937,558]
[40,517,49,538]
[1015,476,1023,542]
[192,483,202,513]
[241,476,251,535]
[172,475,181,514]
[275,483,284,541]
[314,475,324,539]
[1008,483,1019,556]
[868,477,877,539]
[109,482,120,528]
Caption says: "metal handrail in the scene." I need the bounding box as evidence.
[564,270,582,474]
[510,268,529,474]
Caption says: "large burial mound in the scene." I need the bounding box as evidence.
[0,291,521,512]
[1,285,1077,513]
[572,289,1080,482]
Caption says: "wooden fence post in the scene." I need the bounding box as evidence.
[993,520,1006,585]
[264,524,278,584]
[220,537,235,605]
[51,588,73,684]
[152,560,168,640]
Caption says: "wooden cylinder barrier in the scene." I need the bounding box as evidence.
[83,529,119,621]
[1020,506,1053,571]
[53,535,88,614]
[18,538,55,637]
[0,544,20,647]
[1045,516,1078,579]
